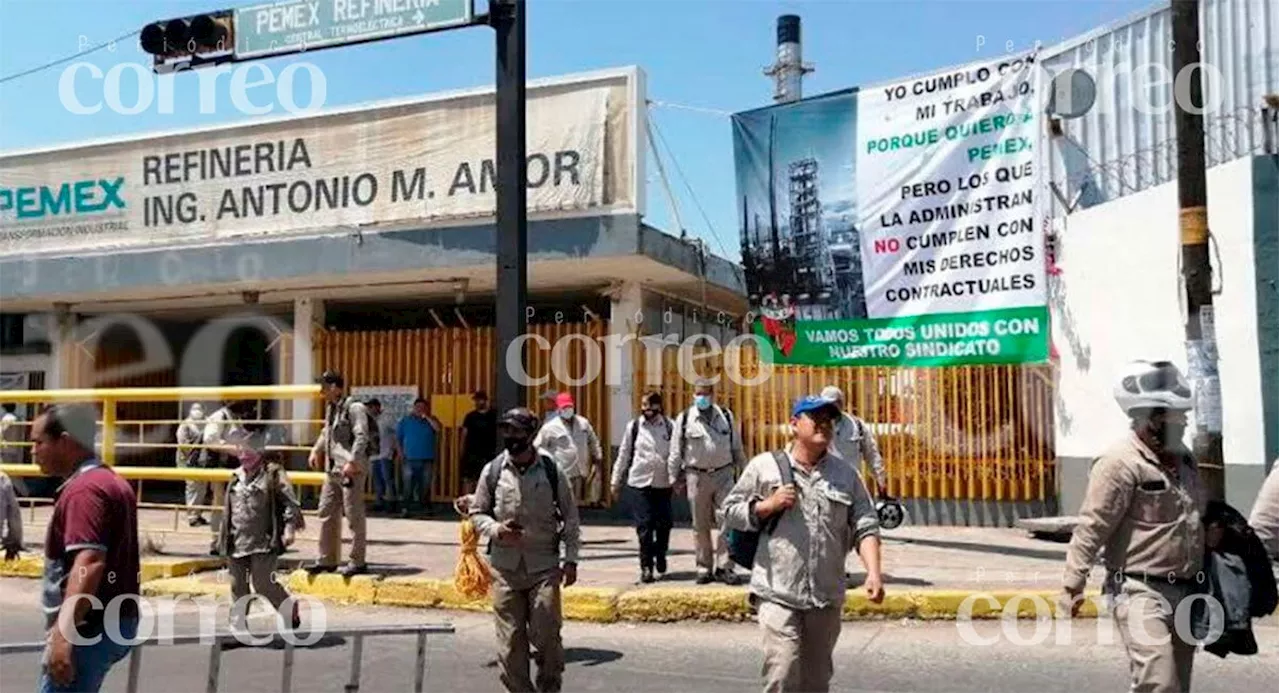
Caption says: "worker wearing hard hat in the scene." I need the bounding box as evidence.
[1061,360,1207,693]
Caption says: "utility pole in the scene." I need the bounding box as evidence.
[1171,0,1224,501]
[491,0,528,415]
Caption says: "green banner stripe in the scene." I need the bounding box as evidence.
[754,305,1050,367]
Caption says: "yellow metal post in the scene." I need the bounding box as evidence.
[101,399,116,466]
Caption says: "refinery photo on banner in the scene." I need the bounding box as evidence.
[732,52,1050,367]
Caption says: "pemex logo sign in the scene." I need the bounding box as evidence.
[0,177,127,221]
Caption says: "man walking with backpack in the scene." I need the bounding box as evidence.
[611,391,675,583]
[470,408,581,693]
[722,394,884,693]
[668,378,746,585]
[308,370,371,577]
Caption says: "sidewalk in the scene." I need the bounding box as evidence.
[4,507,1105,622]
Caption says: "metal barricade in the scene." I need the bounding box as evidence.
[0,622,455,693]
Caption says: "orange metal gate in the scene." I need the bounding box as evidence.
[315,321,610,502]
[633,341,1055,503]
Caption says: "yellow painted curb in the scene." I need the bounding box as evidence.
[0,555,41,578]
[617,587,752,623]
[285,570,379,605]
[139,557,226,581]
[562,587,621,623]
[7,563,1108,623]
[1,555,224,581]
[426,579,492,614]
[142,576,230,599]
[375,577,445,609]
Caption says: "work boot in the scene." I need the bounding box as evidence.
[655,555,667,576]
[640,567,655,584]
[695,572,714,585]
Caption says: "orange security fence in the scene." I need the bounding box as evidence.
[315,323,1055,505]
[635,341,1056,504]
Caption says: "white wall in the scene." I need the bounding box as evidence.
[1052,156,1263,468]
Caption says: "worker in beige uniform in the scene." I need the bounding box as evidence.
[202,400,247,554]
[533,392,604,504]
[722,394,884,693]
[1249,461,1279,562]
[308,370,371,577]
[669,379,747,585]
[471,408,581,693]
[1061,360,1207,693]
[819,386,887,494]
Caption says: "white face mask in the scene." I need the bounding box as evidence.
[559,407,575,420]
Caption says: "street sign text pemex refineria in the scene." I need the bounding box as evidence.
[235,0,473,59]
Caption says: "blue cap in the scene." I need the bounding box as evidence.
[792,395,839,418]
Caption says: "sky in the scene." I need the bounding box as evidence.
[0,0,1158,262]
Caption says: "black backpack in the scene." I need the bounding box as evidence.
[725,450,792,570]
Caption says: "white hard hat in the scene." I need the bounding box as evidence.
[820,386,844,404]
[1113,360,1193,414]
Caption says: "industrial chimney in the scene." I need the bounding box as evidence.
[764,14,813,103]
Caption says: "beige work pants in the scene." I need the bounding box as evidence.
[1111,579,1198,693]
[208,482,225,552]
[758,600,843,693]
[492,566,565,693]
[229,553,291,628]
[317,469,367,567]
[687,466,735,576]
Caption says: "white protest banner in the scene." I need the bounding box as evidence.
[1,75,627,256]
[856,52,1044,320]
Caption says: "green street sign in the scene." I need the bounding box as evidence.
[235,0,474,59]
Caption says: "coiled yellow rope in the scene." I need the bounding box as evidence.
[454,513,492,600]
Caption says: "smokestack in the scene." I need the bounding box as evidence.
[764,14,813,103]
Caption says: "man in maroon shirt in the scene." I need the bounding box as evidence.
[31,403,140,693]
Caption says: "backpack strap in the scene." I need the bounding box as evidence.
[540,454,563,524]
[719,405,734,430]
[619,417,643,479]
[481,459,504,516]
[763,450,793,534]
[677,410,689,461]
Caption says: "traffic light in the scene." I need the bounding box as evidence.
[139,9,234,67]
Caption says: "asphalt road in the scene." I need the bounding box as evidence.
[1,578,1275,693]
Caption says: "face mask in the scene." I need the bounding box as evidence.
[503,436,532,456]
[694,395,712,410]
[559,407,575,420]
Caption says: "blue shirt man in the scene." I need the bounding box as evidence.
[396,398,440,517]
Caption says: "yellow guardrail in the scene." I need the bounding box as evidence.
[0,384,323,466]
[0,464,329,485]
